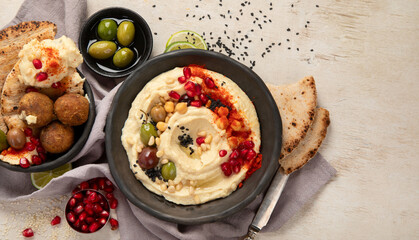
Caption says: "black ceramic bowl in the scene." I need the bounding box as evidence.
[0,71,96,172]
[79,7,153,78]
[106,49,282,224]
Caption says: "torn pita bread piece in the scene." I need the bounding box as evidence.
[0,21,57,91]
[0,21,57,133]
[279,108,330,174]
[267,76,317,159]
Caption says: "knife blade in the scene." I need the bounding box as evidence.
[244,168,289,240]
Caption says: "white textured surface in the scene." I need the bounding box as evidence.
[1,0,419,239]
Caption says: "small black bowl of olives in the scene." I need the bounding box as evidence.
[79,7,153,78]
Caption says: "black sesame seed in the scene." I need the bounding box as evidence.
[159,17,162,20]
[152,5,156,8]
[287,28,291,32]
[296,32,299,35]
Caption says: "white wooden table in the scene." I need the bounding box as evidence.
[1,0,418,239]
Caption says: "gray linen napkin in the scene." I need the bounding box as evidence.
[0,0,337,239]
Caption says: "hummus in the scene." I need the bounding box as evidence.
[121,66,261,205]
[18,36,83,88]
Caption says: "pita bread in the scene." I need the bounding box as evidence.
[279,108,330,174]
[0,21,57,132]
[267,76,317,159]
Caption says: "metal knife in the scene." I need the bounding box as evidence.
[244,168,289,240]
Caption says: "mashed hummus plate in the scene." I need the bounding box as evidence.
[106,49,281,224]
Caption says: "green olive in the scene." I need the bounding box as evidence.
[88,41,117,60]
[113,48,134,68]
[140,123,158,145]
[161,161,176,180]
[117,21,135,46]
[97,19,117,40]
[150,105,166,123]
[0,129,9,151]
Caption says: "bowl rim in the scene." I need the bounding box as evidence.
[106,49,281,224]
[78,7,153,78]
[0,70,96,172]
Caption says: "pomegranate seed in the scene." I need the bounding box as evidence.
[67,211,76,223]
[36,146,45,154]
[24,142,36,151]
[169,90,180,100]
[204,77,216,89]
[22,228,34,237]
[19,157,30,168]
[36,72,48,81]
[183,67,192,79]
[243,141,255,149]
[105,179,113,187]
[110,198,118,209]
[196,137,205,145]
[39,152,46,161]
[32,59,42,69]
[245,149,257,161]
[99,200,107,208]
[87,191,99,203]
[79,181,89,190]
[78,211,87,221]
[98,178,106,190]
[233,164,241,173]
[199,93,208,104]
[69,198,77,207]
[51,216,61,226]
[99,210,109,218]
[178,76,187,83]
[85,203,94,215]
[184,81,196,92]
[98,217,107,225]
[219,150,227,157]
[240,149,249,158]
[237,158,244,166]
[32,155,42,165]
[190,100,202,107]
[195,84,202,95]
[91,183,99,190]
[221,162,232,176]
[81,224,89,232]
[30,137,40,146]
[109,218,119,230]
[106,193,114,200]
[73,193,83,200]
[51,82,61,89]
[93,203,103,213]
[24,128,33,137]
[186,90,196,98]
[72,187,81,195]
[89,222,101,233]
[74,204,84,214]
[85,217,95,224]
[104,186,114,193]
[229,149,239,159]
[73,219,81,229]
[25,87,38,93]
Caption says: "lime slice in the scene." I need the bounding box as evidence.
[166,30,207,50]
[164,41,197,53]
[0,129,8,151]
[31,163,72,189]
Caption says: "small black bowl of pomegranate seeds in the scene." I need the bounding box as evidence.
[66,177,119,233]
[66,189,110,233]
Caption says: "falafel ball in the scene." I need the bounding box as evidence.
[19,92,54,127]
[40,121,74,154]
[54,93,89,126]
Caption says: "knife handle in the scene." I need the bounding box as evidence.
[244,226,259,240]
